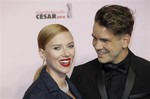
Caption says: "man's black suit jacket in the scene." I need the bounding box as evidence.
[70,52,150,99]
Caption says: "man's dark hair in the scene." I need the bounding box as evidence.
[95,5,134,36]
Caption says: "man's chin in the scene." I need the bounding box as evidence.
[97,58,108,64]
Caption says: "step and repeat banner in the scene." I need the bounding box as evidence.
[1,0,150,99]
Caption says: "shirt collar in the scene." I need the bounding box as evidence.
[103,51,131,73]
[40,66,60,93]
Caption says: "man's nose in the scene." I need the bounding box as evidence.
[93,40,103,50]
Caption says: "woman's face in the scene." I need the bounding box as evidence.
[40,32,75,75]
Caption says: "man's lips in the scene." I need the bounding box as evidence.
[59,58,71,67]
[97,50,108,57]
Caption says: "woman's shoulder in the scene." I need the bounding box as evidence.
[23,78,46,99]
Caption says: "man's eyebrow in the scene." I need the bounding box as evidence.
[92,35,111,41]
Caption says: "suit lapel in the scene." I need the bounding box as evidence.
[97,68,108,99]
[122,66,135,99]
[121,51,135,99]
[127,51,150,98]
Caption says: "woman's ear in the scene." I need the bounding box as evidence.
[122,34,131,48]
[38,48,46,61]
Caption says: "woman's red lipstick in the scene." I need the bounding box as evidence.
[59,58,71,67]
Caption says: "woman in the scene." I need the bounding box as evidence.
[23,24,82,99]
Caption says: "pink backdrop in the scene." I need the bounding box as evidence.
[1,0,150,99]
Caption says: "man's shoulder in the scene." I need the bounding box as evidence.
[131,53,150,73]
[71,58,101,83]
[73,58,101,71]
[136,56,150,64]
[132,53,150,66]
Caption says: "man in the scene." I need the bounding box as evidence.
[70,5,150,99]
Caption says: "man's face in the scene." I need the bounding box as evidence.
[92,22,129,64]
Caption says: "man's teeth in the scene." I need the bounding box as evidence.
[99,52,105,55]
[98,51,107,55]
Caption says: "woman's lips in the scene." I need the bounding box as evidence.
[59,58,71,67]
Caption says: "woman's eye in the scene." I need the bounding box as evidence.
[54,47,61,50]
[68,45,74,48]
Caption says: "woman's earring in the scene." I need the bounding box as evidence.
[42,59,46,66]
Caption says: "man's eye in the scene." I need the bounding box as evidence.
[100,39,109,43]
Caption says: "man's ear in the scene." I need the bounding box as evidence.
[38,48,46,61]
[122,34,131,48]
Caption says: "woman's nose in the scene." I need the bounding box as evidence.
[62,49,70,57]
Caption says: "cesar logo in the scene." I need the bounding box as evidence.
[66,3,72,19]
